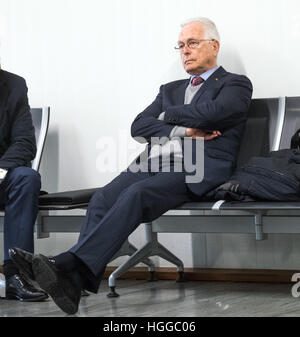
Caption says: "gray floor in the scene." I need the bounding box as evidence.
[0,279,300,317]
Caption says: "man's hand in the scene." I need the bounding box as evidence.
[185,128,222,140]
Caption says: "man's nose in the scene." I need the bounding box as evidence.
[181,45,191,55]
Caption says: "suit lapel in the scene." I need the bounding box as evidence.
[191,66,228,103]
[173,79,190,105]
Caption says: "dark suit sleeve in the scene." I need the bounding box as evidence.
[131,86,175,143]
[164,75,253,131]
[0,79,37,170]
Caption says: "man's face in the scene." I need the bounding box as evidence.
[178,22,220,76]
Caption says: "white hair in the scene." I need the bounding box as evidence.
[181,17,220,42]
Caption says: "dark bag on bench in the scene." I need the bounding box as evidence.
[211,129,300,202]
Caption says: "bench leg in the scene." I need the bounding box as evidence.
[144,222,184,273]
[107,238,155,298]
[36,211,50,239]
[110,239,155,269]
[107,240,156,298]
[107,223,184,297]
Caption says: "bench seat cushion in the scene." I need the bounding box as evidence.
[38,188,98,207]
[219,201,300,211]
[177,201,300,211]
[37,189,300,212]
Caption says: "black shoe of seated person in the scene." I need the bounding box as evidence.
[5,274,49,302]
[9,247,88,299]
[9,248,35,281]
[32,254,81,315]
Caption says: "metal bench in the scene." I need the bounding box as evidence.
[105,96,300,297]
[3,97,300,299]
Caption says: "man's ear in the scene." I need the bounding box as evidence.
[211,40,220,55]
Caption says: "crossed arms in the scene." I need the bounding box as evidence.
[131,75,253,143]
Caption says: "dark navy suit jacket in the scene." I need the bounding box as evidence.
[0,70,36,170]
[131,66,253,197]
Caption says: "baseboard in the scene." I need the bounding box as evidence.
[0,264,298,283]
[104,266,300,283]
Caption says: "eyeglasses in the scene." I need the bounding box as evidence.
[174,39,215,51]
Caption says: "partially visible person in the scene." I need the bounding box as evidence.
[0,67,48,301]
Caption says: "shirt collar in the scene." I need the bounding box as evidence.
[190,65,220,84]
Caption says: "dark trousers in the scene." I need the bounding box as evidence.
[69,168,193,292]
[0,167,41,261]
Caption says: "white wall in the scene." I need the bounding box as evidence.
[1,0,300,269]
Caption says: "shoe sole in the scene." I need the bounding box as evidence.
[5,292,48,302]
[32,255,79,314]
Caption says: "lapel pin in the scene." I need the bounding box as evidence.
[215,78,219,81]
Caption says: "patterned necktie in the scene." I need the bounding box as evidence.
[191,76,204,87]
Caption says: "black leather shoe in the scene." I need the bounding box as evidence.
[5,274,49,302]
[32,254,81,315]
[9,248,35,281]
